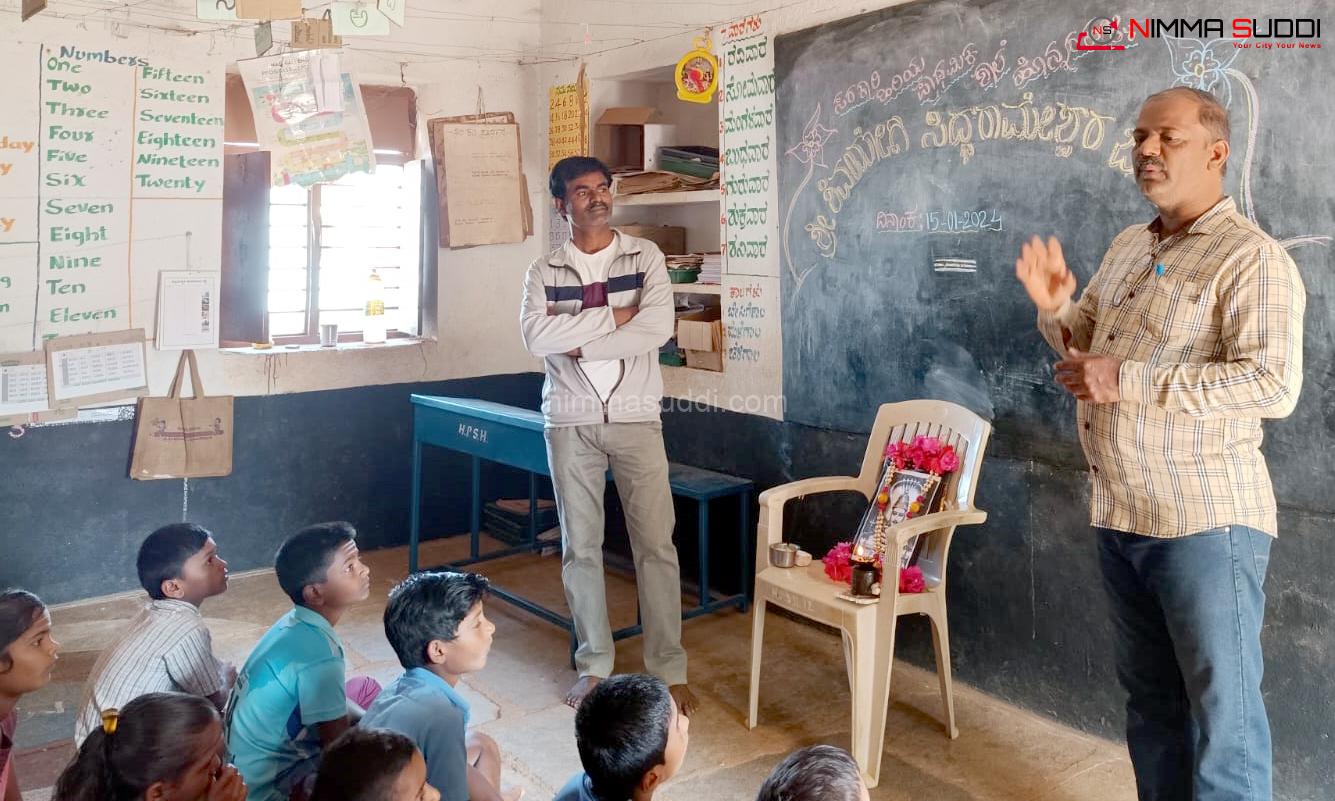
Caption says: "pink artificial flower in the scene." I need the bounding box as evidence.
[885,440,910,470]
[823,541,854,583]
[886,435,960,475]
[898,566,926,593]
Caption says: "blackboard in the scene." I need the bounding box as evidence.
[775,0,1335,509]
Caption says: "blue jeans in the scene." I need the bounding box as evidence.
[1097,526,1272,801]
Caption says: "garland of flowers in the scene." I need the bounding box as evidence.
[886,435,960,475]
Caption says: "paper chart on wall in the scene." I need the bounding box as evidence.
[0,38,225,353]
[547,67,588,252]
[548,66,589,170]
[434,123,525,247]
[0,352,51,423]
[719,15,778,278]
[238,49,375,188]
[44,329,149,407]
[156,272,220,350]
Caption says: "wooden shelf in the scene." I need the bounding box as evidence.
[614,189,719,207]
[670,283,722,295]
[663,363,725,375]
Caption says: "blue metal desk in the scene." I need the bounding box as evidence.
[408,395,752,665]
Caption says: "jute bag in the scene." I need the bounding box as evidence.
[130,350,233,479]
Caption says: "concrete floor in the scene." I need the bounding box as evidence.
[13,537,1137,800]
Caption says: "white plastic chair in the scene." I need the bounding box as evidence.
[747,400,991,788]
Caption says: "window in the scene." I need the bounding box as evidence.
[220,80,430,347]
[266,164,422,342]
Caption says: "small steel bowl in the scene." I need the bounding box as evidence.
[769,542,799,568]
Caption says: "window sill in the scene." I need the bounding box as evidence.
[220,337,431,356]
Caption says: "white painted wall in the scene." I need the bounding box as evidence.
[1,1,548,402]
[538,0,909,64]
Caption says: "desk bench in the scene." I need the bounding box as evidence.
[408,395,753,665]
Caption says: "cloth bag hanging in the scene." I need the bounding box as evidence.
[129,350,233,479]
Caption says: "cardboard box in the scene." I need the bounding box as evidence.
[595,107,678,172]
[618,224,686,255]
[684,349,723,371]
[677,306,722,353]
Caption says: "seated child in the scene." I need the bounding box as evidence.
[362,571,519,801]
[556,674,690,801]
[55,692,246,801]
[76,523,235,744]
[1,589,60,800]
[309,728,441,801]
[224,522,376,801]
[754,745,869,801]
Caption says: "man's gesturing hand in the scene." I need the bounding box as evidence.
[1016,235,1077,313]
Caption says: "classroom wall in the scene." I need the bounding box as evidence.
[0,7,547,403]
[0,2,567,583]
[0,2,560,605]
[204,55,548,397]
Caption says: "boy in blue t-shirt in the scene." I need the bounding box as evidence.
[362,571,519,801]
[556,674,689,801]
[224,522,373,801]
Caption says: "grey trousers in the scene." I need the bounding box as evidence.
[544,420,687,685]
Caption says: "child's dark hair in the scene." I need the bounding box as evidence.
[384,571,490,669]
[575,673,674,801]
[755,745,863,801]
[0,589,46,670]
[549,156,613,201]
[53,692,219,801]
[309,728,417,801]
[137,523,211,599]
[275,522,357,606]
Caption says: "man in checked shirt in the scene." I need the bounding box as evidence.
[1016,87,1305,801]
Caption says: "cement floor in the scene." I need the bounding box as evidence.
[12,537,1136,800]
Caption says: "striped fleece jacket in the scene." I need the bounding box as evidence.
[520,231,674,427]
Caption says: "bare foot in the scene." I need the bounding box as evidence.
[502,789,525,801]
[669,684,700,717]
[565,675,602,709]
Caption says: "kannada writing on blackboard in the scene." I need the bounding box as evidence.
[875,208,1003,234]
[791,93,1126,262]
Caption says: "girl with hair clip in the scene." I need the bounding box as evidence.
[1,589,60,801]
[53,692,246,801]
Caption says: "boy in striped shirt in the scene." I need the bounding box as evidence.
[75,523,234,744]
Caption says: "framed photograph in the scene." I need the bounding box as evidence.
[851,459,943,569]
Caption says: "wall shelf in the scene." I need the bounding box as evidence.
[662,363,725,376]
[670,283,721,295]
[614,189,719,207]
